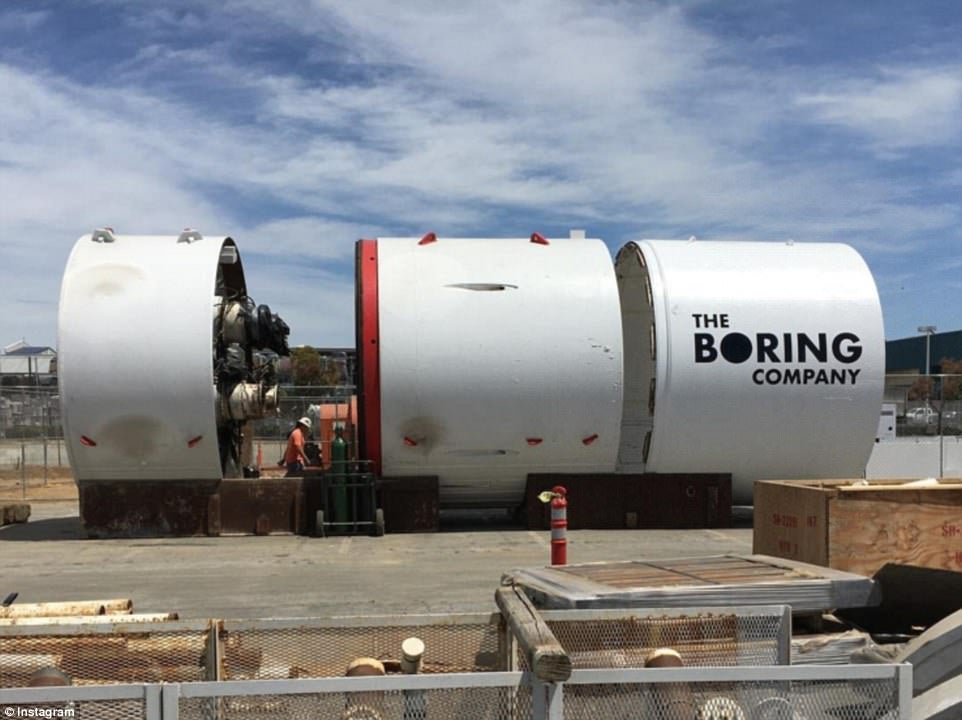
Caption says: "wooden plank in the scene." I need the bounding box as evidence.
[495,585,571,681]
[0,613,176,627]
[753,481,830,566]
[829,498,962,576]
[0,600,132,619]
[756,478,962,576]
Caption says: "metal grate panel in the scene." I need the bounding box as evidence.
[525,607,789,669]
[180,686,529,720]
[0,622,212,687]
[563,679,901,719]
[221,616,504,680]
[0,684,159,720]
[0,699,147,719]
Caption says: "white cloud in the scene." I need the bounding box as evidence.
[796,67,962,151]
[1,2,961,347]
[0,8,50,32]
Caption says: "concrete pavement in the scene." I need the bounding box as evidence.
[1,500,752,619]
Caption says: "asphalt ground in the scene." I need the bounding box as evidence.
[0,500,753,620]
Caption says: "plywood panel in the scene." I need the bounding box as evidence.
[828,498,962,576]
[753,481,829,566]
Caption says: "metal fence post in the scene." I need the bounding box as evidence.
[145,684,163,720]
[532,679,546,720]
[20,440,26,499]
[162,683,181,720]
[897,663,913,719]
[778,605,792,665]
[546,682,564,720]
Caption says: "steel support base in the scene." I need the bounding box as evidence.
[77,478,314,538]
[524,473,732,530]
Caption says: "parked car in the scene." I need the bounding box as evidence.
[906,406,938,426]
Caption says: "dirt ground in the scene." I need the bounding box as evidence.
[0,467,77,502]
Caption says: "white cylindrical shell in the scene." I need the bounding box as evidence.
[616,240,885,503]
[58,233,242,481]
[374,237,623,506]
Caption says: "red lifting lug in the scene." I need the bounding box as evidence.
[418,232,437,246]
[530,232,549,245]
[80,435,97,447]
[187,435,203,448]
[403,436,418,447]
[526,438,543,446]
[582,433,599,446]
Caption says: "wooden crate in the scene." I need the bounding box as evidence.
[753,478,962,577]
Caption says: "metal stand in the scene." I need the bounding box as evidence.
[315,461,385,537]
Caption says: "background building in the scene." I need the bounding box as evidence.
[0,340,57,383]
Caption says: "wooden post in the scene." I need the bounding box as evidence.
[0,598,132,619]
[495,585,571,682]
[0,613,176,627]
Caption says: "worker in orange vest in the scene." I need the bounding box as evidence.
[284,417,312,476]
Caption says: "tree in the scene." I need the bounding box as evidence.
[275,356,293,384]
[941,358,962,402]
[907,376,934,402]
[291,346,323,385]
[906,358,962,404]
[317,356,342,386]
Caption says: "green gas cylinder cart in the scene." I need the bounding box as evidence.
[315,425,385,537]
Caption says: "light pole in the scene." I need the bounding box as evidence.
[918,325,937,375]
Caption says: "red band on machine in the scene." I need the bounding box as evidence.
[187,435,203,448]
[357,239,383,475]
[582,433,599,445]
[403,436,418,447]
[526,438,543,446]
[80,435,97,447]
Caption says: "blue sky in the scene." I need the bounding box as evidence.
[1,1,960,349]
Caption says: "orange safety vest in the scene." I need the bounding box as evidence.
[284,427,306,464]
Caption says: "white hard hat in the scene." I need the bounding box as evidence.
[298,417,312,429]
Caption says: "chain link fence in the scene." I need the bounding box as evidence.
[0,386,65,498]
[883,373,962,437]
[251,386,358,472]
[6,374,962,486]
[0,385,358,488]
